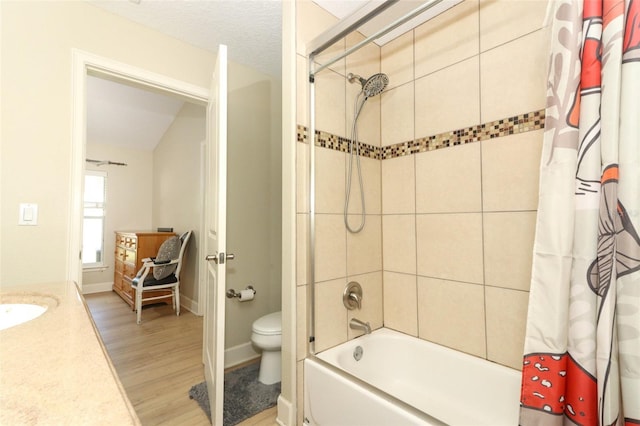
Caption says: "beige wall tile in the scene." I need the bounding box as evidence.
[479,0,549,52]
[346,155,381,215]
[315,69,346,138]
[314,214,346,282]
[297,54,309,127]
[482,129,543,211]
[415,143,482,213]
[314,43,346,76]
[346,32,381,84]
[480,29,548,123]
[484,211,536,291]
[382,155,415,214]
[297,141,308,213]
[416,213,484,283]
[414,0,479,79]
[296,214,308,286]
[297,284,309,361]
[346,82,381,147]
[381,82,415,146]
[485,286,529,370]
[381,30,414,89]
[296,0,345,73]
[347,215,382,276]
[382,215,416,274]
[417,277,486,357]
[347,271,383,338]
[314,278,348,352]
[315,147,345,214]
[383,271,418,336]
[415,56,480,138]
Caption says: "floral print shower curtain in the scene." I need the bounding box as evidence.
[519,0,640,425]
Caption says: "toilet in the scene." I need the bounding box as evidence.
[251,311,282,385]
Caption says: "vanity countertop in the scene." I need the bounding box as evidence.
[0,281,140,425]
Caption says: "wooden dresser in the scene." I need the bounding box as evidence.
[113,231,176,308]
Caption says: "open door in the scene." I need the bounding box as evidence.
[203,44,229,426]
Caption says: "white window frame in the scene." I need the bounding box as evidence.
[82,170,107,269]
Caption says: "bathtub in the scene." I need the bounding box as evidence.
[304,328,521,426]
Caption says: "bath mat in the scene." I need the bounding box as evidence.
[188,362,280,425]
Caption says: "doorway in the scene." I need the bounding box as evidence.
[69,50,209,300]
[82,74,206,312]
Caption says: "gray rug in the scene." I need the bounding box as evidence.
[188,362,280,425]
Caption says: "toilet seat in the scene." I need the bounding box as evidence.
[252,311,281,336]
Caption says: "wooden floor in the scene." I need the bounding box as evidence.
[85,291,277,426]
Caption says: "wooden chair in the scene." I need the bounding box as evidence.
[131,230,192,324]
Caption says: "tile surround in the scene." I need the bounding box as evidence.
[296,0,548,373]
[414,0,479,79]
[485,286,530,369]
[415,142,481,214]
[314,278,348,353]
[417,277,487,358]
[414,56,481,138]
[297,109,544,161]
[383,271,418,336]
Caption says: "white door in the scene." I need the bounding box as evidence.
[203,44,228,426]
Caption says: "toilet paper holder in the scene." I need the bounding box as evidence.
[226,285,256,299]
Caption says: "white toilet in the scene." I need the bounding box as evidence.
[251,311,282,385]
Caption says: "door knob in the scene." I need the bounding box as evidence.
[205,252,235,264]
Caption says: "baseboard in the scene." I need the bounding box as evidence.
[179,294,200,315]
[82,282,113,294]
[276,394,294,426]
[82,283,201,315]
[224,341,260,369]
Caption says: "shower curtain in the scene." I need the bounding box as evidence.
[519,0,639,425]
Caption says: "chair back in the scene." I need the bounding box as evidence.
[174,230,192,279]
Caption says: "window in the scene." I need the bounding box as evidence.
[83,171,107,268]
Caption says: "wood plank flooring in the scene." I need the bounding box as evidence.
[85,291,278,426]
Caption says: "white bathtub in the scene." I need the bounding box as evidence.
[304,328,521,426]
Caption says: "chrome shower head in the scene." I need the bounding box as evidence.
[362,73,389,98]
[347,72,389,98]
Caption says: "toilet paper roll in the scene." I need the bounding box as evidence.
[239,289,255,302]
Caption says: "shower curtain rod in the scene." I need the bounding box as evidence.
[309,0,445,77]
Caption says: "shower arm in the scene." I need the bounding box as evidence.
[309,0,444,77]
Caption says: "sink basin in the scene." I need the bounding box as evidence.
[0,303,48,330]
[0,292,58,331]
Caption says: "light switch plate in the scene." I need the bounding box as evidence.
[19,203,38,225]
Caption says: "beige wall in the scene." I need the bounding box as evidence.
[0,1,214,286]
[152,102,205,304]
[82,143,154,286]
[295,1,549,419]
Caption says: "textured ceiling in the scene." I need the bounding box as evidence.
[87,0,282,77]
[86,0,282,153]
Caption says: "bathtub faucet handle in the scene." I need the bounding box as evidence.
[349,292,362,310]
[343,281,363,310]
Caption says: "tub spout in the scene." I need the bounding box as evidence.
[350,318,371,334]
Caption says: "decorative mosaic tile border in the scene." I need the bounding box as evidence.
[297,109,545,160]
[296,125,379,160]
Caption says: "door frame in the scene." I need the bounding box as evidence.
[69,49,208,305]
